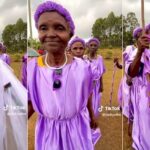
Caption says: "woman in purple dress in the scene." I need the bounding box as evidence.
[0,44,10,65]
[117,27,143,119]
[28,1,99,150]
[84,38,106,117]
[125,26,150,149]
[69,37,86,59]
[69,36,102,144]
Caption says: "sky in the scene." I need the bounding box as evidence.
[0,0,27,40]
[29,0,122,40]
[0,0,150,41]
[29,0,150,40]
[123,0,150,26]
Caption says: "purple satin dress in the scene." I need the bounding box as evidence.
[125,48,150,150]
[21,54,27,88]
[27,56,100,150]
[118,45,135,118]
[89,55,106,117]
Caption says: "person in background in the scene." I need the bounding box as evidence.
[84,37,106,117]
[0,43,11,65]
[125,26,150,149]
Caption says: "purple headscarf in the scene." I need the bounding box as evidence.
[69,37,85,49]
[133,27,142,39]
[34,1,75,35]
[88,38,100,46]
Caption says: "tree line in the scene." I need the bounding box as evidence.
[92,12,139,48]
[2,18,27,53]
[1,12,139,53]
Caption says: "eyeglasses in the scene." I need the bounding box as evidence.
[53,69,62,90]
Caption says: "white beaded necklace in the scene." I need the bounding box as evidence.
[45,53,68,69]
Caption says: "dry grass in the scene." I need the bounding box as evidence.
[10,53,23,80]
[10,49,132,150]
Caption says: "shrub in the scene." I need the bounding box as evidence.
[105,50,112,59]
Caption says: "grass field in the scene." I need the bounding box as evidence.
[11,48,132,150]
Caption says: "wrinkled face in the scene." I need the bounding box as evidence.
[37,12,71,54]
[71,42,85,58]
[88,41,98,53]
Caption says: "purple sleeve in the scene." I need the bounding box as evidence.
[6,55,11,65]
[22,62,27,88]
[27,58,37,102]
[98,56,106,75]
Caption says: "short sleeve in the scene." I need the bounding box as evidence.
[27,58,37,102]
[21,62,27,88]
[124,48,137,75]
[98,56,106,75]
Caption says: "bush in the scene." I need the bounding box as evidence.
[13,53,22,62]
[105,50,112,59]
[109,45,113,49]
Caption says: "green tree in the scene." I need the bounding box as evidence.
[92,12,122,47]
[123,12,139,47]
[92,12,139,48]
[2,18,27,53]
[28,37,41,50]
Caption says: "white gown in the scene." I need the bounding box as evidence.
[0,60,27,150]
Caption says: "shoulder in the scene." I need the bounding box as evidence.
[72,57,91,72]
[144,49,150,55]
[28,57,37,67]
[83,55,88,59]
[3,53,9,57]
[73,57,89,65]
[27,57,39,76]
[124,45,135,53]
[97,55,103,60]
[97,55,102,58]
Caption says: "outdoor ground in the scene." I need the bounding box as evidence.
[11,48,132,150]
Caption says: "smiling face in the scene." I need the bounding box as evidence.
[70,42,85,58]
[88,41,98,53]
[37,11,72,54]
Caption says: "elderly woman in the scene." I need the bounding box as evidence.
[125,25,150,149]
[28,1,99,150]
[84,38,106,117]
[69,36,86,58]
[116,27,143,119]
[69,36,101,144]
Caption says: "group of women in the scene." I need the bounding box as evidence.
[0,0,150,150]
[116,24,150,150]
